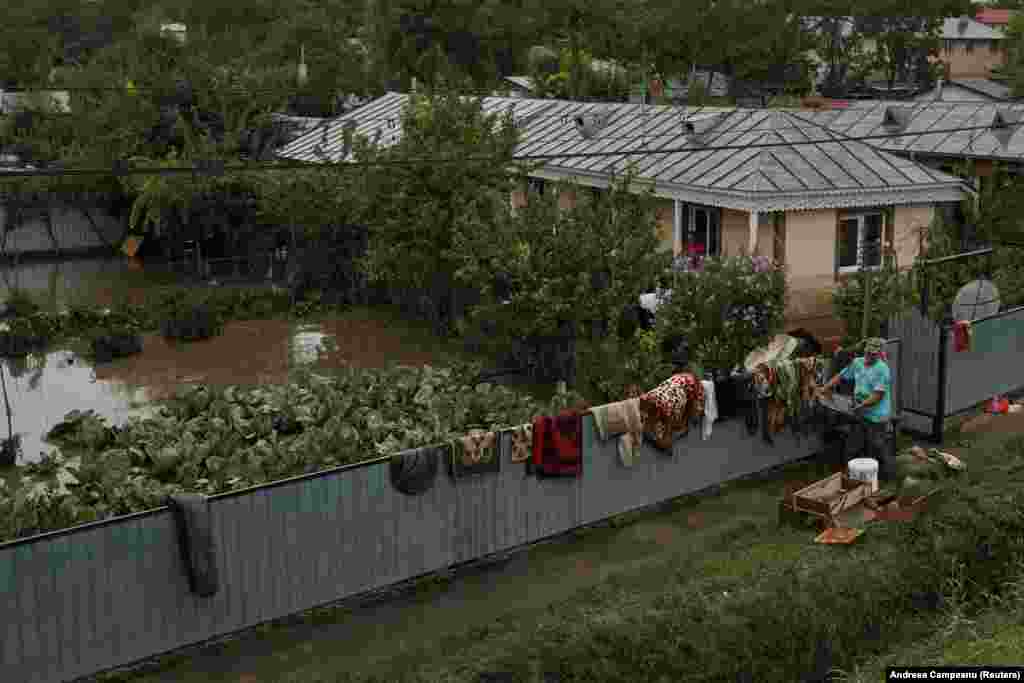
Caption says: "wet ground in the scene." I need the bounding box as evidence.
[0,255,473,467]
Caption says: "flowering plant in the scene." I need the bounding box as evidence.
[655,254,788,372]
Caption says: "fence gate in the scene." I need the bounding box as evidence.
[887,307,943,439]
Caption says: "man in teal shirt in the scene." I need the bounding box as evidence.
[819,338,894,479]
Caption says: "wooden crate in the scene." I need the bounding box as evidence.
[791,472,870,520]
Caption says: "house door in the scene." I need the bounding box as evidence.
[687,205,720,257]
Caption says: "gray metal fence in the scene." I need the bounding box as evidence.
[1,411,827,683]
[888,305,1024,440]
[944,305,1024,417]
[888,308,941,436]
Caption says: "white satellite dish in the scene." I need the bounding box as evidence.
[952,279,1000,322]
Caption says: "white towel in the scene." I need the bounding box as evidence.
[701,380,718,441]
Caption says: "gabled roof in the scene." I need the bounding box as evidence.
[278,93,967,212]
[941,16,1002,40]
[801,100,1024,160]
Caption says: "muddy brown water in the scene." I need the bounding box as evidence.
[0,256,466,467]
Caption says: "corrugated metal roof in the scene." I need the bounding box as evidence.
[800,100,1024,159]
[950,78,1015,101]
[503,76,535,91]
[941,16,1002,40]
[277,92,967,210]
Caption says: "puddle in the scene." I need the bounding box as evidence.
[0,348,158,464]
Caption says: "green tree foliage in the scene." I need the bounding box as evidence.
[1004,11,1024,97]
[351,92,520,316]
[653,254,788,374]
[452,172,671,343]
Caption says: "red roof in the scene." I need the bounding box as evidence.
[976,8,1014,26]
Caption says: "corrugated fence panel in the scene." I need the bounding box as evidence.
[945,306,1024,415]
[889,309,939,432]
[2,413,827,683]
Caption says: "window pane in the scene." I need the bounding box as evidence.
[863,214,882,266]
[838,218,859,268]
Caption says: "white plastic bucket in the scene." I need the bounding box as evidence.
[848,458,879,494]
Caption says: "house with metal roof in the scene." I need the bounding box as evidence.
[277,92,971,321]
[936,16,1006,78]
[799,100,1024,179]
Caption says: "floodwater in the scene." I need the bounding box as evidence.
[0,256,465,466]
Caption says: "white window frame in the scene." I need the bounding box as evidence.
[838,212,884,274]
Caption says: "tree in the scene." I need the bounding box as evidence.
[451,170,672,386]
[352,91,521,333]
[1004,11,1024,96]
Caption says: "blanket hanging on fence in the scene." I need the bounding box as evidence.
[165,493,220,598]
[953,320,973,353]
[531,411,584,477]
[639,373,705,451]
[390,445,442,495]
[449,429,500,479]
[589,398,644,466]
[509,423,534,463]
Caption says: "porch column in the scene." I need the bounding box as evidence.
[748,210,759,256]
[673,200,683,256]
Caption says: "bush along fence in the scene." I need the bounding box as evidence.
[888,304,1024,443]
[0,346,895,683]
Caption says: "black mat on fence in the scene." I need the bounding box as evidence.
[390,446,442,495]
[166,494,221,597]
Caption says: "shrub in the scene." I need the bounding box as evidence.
[653,253,787,373]
[2,287,40,317]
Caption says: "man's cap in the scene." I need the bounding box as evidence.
[863,338,884,354]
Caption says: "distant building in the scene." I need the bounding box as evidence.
[936,16,1006,78]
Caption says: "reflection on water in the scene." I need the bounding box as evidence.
[0,255,178,310]
[0,349,157,464]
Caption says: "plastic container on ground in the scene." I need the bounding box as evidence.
[848,457,879,494]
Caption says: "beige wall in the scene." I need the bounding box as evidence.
[558,188,577,211]
[511,186,527,211]
[891,205,933,269]
[935,43,1006,77]
[783,209,840,320]
[720,208,748,257]
[654,198,675,253]
[719,209,776,259]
